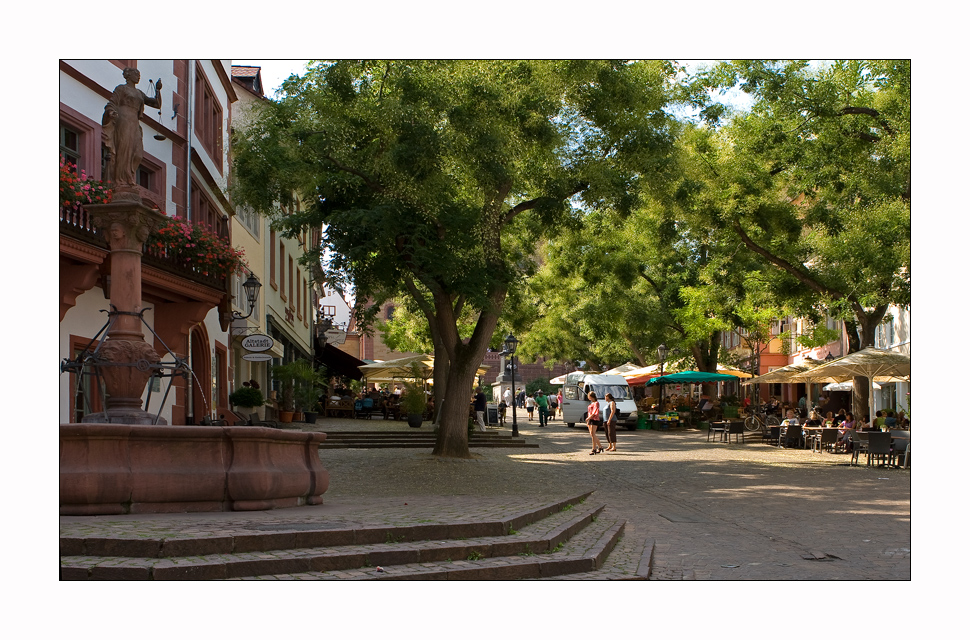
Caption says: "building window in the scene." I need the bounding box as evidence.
[296,270,302,320]
[236,204,260,239]
[288,257,294,309]
[279,242,286,300]
[194,64,223,169]
[321,305,336,318]
[269,230,277,289]
[190,180,226,237]
[60,124,81,171]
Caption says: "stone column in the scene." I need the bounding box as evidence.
[83,197,167,424]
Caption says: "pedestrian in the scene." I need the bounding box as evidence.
[498,399,507,426]
[473,387,488,432]
[585,391,604,454]
[798,394,807,418]
[604,392,618,451]
[503,387,513,408]
[556,390,563,417]
[536,390,549,427]
[525,393,536,421]
[517,387,526,409]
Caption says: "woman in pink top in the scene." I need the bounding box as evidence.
[557,390,563,418]
[585,391,604,454]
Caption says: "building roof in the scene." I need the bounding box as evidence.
[231,66,260,77]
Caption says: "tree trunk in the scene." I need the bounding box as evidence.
[850,304,888,420]
[432,351,481,458]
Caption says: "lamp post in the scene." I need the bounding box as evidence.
[504,333,519,437]
[232,272,262,320]
[657,343,668,412]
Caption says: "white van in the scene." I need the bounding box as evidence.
[559,372,638,430]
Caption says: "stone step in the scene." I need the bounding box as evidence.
[60,494,606,581]
[234,514,626,581]
[321,441,539,449]
[60,491,593,560]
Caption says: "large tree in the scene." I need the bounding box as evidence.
[232,60,677,457]
[686,60,910,416]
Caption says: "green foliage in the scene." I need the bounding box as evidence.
[292,361,328,412]
[232,60,680,456]
[525,377,557,396]
[228,386,264,408]
[685,60,910,349]
[466,551,483,561]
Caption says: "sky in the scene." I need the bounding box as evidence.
[231,59,757,115]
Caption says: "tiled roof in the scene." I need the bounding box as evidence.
[231,66,260,77]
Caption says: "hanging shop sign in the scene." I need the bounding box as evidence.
[324,328,347,345]
[242,353,274,362]
[241,334,275,352]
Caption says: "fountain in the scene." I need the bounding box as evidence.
[59,67,328,515]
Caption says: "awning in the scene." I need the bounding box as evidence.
[358,354,490,383]
[315,343,365,380]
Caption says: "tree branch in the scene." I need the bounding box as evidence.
[838,106,896,138]
[732,217,845,300]
[502,182,588,225]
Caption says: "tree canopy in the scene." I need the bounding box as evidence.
[232,60,680,456]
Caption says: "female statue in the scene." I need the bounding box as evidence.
[102,67,162,191]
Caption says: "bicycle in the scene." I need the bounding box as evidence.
[743,405,781,432]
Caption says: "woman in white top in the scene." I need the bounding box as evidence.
[525,394,536,420]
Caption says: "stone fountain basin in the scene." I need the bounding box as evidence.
[60,423,329,515]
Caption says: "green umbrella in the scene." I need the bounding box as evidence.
[645,370,740,386]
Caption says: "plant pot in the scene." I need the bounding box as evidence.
[292,411,303,422]
[303,411,318,424]
[407,413,423,428]
[279,410,294,423]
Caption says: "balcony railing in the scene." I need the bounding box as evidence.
[60,203,225,291]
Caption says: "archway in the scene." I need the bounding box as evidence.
[189,325,211,424]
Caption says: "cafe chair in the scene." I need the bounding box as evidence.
[780,425,803,449]
[762,425,780,446]
[865,432,892,467]
[708,421,726,442]
[812,429,839,453]
[850,431,869,465]
[890,437,909,467]
[725,421,746,444]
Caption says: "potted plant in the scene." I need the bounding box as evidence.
[400,381,428,428]
[229,384,264,419]
[293,361,327,424]
[271,361,300,423]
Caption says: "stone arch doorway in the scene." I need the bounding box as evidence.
[188,325,211,424]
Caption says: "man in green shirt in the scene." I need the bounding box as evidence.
[536,390,549,427]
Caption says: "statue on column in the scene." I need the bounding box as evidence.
[102,67,162,195]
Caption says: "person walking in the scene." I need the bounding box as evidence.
[473,388,488,432]
[604,392,618,451]
[503,387,513,409]
[525,393,536,421]
[556,390,563,418]
[517,388,526,409]
[585,392,604,454]
[536,390,549,427]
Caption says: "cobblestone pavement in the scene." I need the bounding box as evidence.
[60,414,911,580]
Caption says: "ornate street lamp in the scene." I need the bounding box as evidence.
[232,272,262,320]
[504,333,519,437]
[657,343,668,412]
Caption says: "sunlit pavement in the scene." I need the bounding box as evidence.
[302,413,910,580]
[60,414,910,580]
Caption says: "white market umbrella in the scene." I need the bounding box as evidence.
[824,380,880,392]
[788,348,910,423]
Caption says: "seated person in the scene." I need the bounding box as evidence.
[883,410,897,428]
[872,410,886,429]
[805,411,822,427]
[896,410,909,428]
[823,411,835,427]
[780,409,800,426]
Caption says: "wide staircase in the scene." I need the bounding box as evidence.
[321,430,539,449]
[60,492,651,580]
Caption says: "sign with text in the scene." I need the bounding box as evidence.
[242,353,273,362]
[241,334,275,353]
[324,328,347,345]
